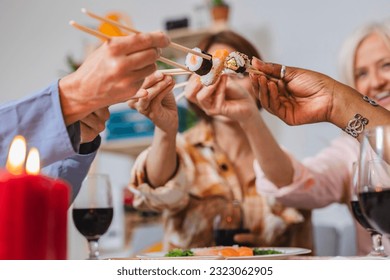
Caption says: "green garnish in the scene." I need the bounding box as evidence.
[165,249,195,257]
[253,248,283,255]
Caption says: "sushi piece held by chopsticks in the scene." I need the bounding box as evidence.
[224,51,251,74]
[184,48,229,86]
[199,49,229,86]
[185,47,213,76]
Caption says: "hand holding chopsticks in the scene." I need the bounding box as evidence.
[59,25,171,125]
[81,8,211,61]
[69,20,189,71]
[70,8,211,72]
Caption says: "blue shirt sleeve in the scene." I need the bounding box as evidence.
[42,136,101,201]
[1,80,100,202]
[1,80,77,166]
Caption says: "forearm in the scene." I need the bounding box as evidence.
[240,113,294,187]
[330,82,390,137]
[145,127,178,187]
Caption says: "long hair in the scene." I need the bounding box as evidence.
[189,30,262,121]
[338,20,390,88]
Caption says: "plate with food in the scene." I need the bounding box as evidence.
[137,246,311,260]
[192,246,311,260]
[136,248,224,260]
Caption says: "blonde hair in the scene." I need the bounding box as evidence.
[338,20,390,88]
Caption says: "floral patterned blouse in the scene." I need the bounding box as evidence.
[129,121,313,252]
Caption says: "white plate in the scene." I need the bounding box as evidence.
[223,247,311,260]
[136,252,224,260]
[136,247,310,260]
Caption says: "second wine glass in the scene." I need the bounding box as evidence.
[350,162,387,257]
[358,125,390,255]
[72,173,114,260]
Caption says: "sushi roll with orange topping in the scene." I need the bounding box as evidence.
[185,47,213,76]
[200,49,229,86]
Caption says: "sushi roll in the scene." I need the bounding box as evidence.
[185,47,213,76]
[224,51,251,74]
[200,49,229,86]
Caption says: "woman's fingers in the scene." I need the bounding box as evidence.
[184,75,203,105]
[257,75,270,109]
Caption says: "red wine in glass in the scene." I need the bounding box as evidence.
[359,190,390,236]
[350,201,374,231]
[72,208,113,241]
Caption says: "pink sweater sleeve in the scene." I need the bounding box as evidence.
[255,135,360,209]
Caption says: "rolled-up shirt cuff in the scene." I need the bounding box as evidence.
[253,156,305,197]
[79,135,101,154]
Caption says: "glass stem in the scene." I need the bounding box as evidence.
[368,232,387,257]
[88,239,100,260]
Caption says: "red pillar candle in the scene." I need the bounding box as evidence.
[0,137,70,259]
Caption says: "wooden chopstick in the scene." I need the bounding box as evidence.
[158,57,189,72]
[82,8,212,61]
[69,20,189,71]
[69,20,111,41]
[173,81,188,90]
[158,68,192,76]
[163,72,192,76]
[158,68,190,73]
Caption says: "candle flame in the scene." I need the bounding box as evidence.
[26,147,40,175]
[6,135,27,175]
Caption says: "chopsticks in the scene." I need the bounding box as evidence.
[127,80,188,101]
[158,68,192,76]
[69,20,111,41]
[69,21,189,71]
[81,8,212,61]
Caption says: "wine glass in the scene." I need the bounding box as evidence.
[213,200,249,246]
[349,162,387,257]
[358,125,390,251]
[72,173,114,260]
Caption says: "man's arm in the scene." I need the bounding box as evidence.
[0,81,79,167]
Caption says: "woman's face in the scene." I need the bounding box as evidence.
[354,33,390,109]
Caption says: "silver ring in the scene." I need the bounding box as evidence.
[280,65,286,79]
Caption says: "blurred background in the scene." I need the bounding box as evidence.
[1,0,389,259]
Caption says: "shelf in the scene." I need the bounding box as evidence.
[100,137,152,157]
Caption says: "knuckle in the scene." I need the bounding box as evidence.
[107,41,121,55]
[97,122,106,132]
[138,33,153,47]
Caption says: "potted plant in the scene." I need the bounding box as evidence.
[211,0,230,23]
